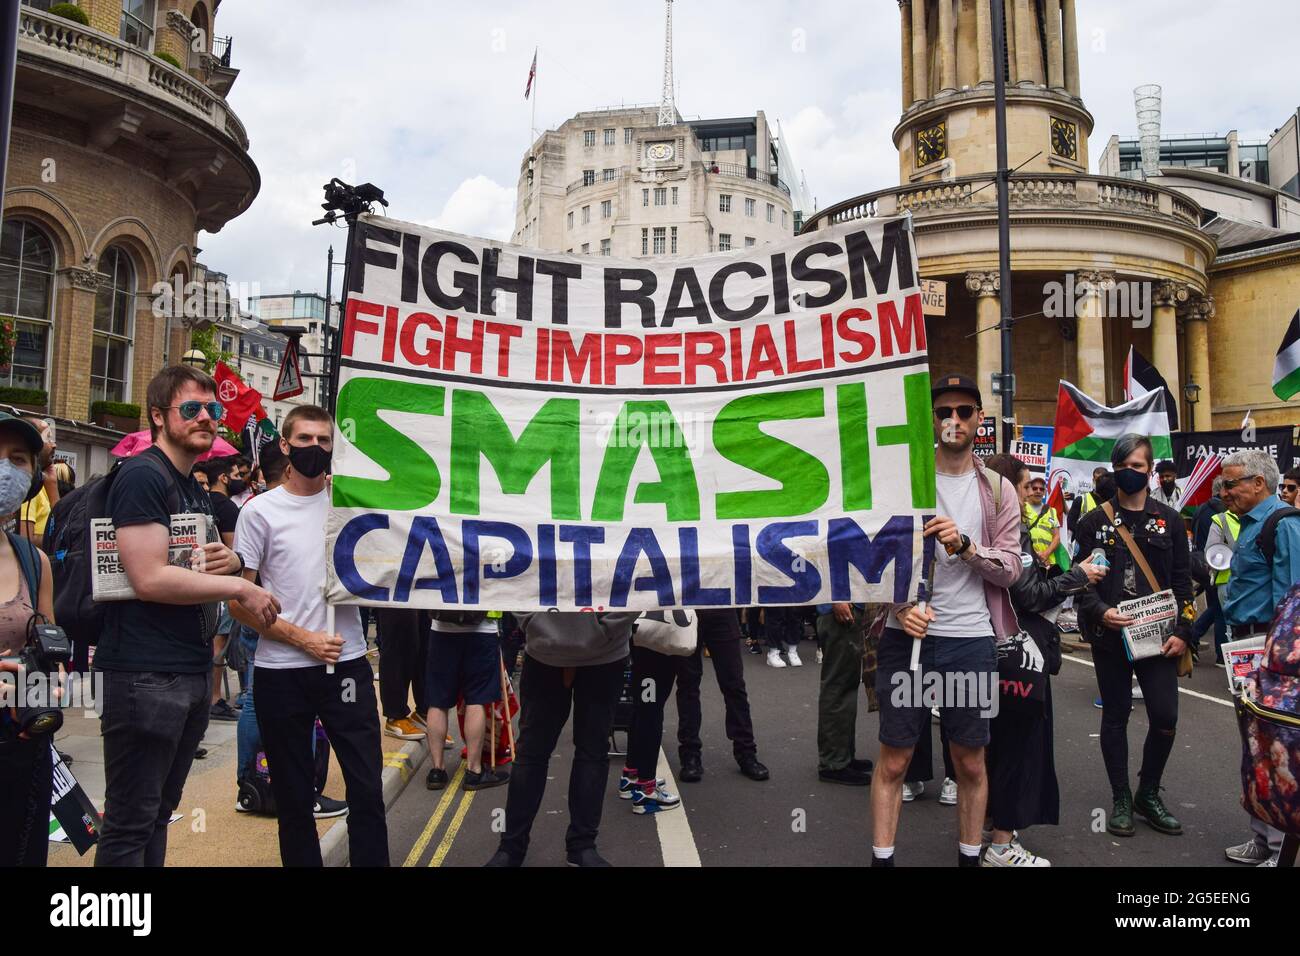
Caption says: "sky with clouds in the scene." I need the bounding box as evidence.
[201,0,1300,304]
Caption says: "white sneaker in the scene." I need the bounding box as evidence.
[982,840,1051,867]
[902,781,924,802]
[939,777,958,805]
[766,648,787,668]
[815,648,824,664]
[787,647,803,667]
[1258,854,1279,867]
[1225,840,1274,864]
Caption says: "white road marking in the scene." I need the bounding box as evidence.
[1060,654,1233,708]
[654,747,701,867]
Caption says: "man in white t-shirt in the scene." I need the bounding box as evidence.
[868,374,1023,868]
[229,405,389,867]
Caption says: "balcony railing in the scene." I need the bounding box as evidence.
[212,35,232,68]
[705,161,791,196]
[801,172,1204,233]
[18,6,249,150]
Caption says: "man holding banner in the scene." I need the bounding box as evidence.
[869,374,1022,868]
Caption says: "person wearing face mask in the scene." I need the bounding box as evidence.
[0,412,58,867]
[1074,434,1195,842]
[194,457,245,722]
[15,417,59,550]
[229,404,388,866]
[1150,460,1182,510]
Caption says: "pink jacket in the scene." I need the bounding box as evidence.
[893,455,1023,640]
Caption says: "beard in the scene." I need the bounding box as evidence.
[164,418,215,455]
[937,427,975,454]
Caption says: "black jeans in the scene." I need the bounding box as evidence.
[255,657,389,866]
[498,654,625,860]
[627,645,679,780]
[376,608,430,719]
[1093,637,1179,792]
[95,670,210,867]
[0,734,54,866]
[675,609,757,762]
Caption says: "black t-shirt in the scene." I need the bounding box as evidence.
[93,447,217,674]
[209,490,241,537]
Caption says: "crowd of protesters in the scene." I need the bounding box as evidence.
[2,362,1297,869]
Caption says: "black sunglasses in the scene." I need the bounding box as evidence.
[934,404,977,421]
[163,401,225,423]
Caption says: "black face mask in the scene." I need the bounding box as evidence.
[288,443,332,479]
[226,479,248,497]
[1114,467,1149,495]
[1161,477,1176,489]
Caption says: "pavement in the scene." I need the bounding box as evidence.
[47,632,1257,868]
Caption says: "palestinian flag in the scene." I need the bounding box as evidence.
[1273,310,1300,401]
[1122,346,1179,431]
[1048,381,1173,501]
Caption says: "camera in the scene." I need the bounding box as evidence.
[1,623,72,738]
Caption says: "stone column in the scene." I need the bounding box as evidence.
[1152,281,1187,407]
[976,0,994,85]
[1045,0,1064,89]
[966,272,1001,413]
[1183,295,1214,431]
[1003,0,1018,84]
[939,0,957,93]
[1062,0,1080,95]
[912,0,929,104]
[900,1,915,109]
[1075,270,1115,402]
[1013,0,1036,85]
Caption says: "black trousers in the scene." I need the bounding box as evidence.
[255,657,389,867]
[95,670,210,867]
[1093,637,1179,792]
[627,645,679,780]
[498,654,625,859]
[0,734,53,866]
[675,609,757,762]
[376,608,430,720]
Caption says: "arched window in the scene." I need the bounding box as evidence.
[92,246,136,406]
[0,218,55,393]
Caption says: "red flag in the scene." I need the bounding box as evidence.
[525,48,537,99]
[1182,454,1223,510]
[214,361,263,433]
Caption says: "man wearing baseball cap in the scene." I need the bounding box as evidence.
[870,373,1023,867]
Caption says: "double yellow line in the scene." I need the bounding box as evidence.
[401,763,479,867]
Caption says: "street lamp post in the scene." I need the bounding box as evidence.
[1183,377,1201,433]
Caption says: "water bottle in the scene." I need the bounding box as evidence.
[1089,548,1109,571]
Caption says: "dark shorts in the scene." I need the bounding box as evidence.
[875,627,997,749]
[425,628,502,710]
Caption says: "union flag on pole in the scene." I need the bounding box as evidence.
[525,48,537,99]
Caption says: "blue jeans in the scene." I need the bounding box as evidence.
[236,629,261,781]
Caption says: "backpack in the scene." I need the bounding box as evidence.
[44,452,180,646]
[1257,507,1300,564]
[1236,582,1300,836]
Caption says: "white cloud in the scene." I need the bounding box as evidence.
[426,175,517,241]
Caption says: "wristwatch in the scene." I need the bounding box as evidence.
[956,533,972,556]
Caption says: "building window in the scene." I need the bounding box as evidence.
[654,187,667,206]
[120,0,156,51]
[745,237,756,247]
[641,228,649,256]
[745,198,755,217]
[601,239,611,256]
[221,334,233,353]
[567,211,574,230]
[601,200,612,219]
[91,246,136,406]
[582,169,595,186]
[653,227,666,255]
[624,127,634,144]
[766,203,775,223]
[670,226,678,254]
[642,188,650,207]
[582,205,590,224]
[602,168,617,182]
[719,233,731,252]
[672,186,679,206]
[604,128,616,146]
[0,219,54,393]
[719,194,732,213]
[581,243,590,255]
[583,129,596,147]
[781,210,788,228]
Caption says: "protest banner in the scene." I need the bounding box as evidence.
[1010,439,1049,476]
[1170,427,1294,479]
[324,215,935,611]
[974,415,997,460]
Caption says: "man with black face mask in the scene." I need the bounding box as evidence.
[1150,460,1182,509]
[1074,434,1195,843]
[229,404,389,866]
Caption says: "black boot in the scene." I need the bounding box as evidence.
[738,754,770,781]
[678,753,703,783]
[1108,785,1135,837]
[1135,784,1183,835]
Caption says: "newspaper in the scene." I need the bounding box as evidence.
[1221,636,1268,696]
[90,513,214,602]
[1118,589,1177,661]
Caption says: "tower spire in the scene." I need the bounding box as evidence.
[657,0,677,126]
